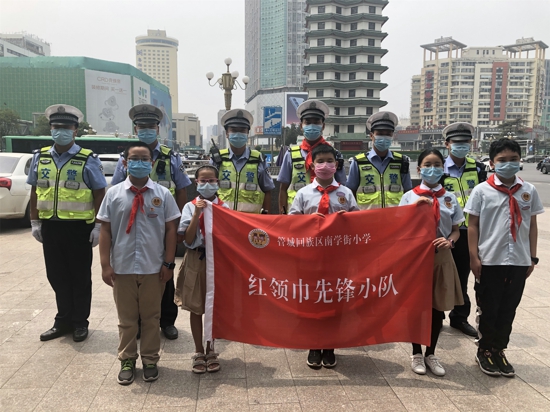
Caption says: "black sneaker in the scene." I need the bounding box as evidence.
[143,363,159,382]
[117,359,136,385]
[475,349,501,376]
[493,350,515,377]
[322,349,337,368]
[306,350,322,369]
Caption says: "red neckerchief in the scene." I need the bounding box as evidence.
[486,174,523,242]
[300,137,327,182]
[191,197,225,238]
[316,183,340,214]
[412,185,446,224]
[126,186,149,234]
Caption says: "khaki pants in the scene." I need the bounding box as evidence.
[113,274,166,364]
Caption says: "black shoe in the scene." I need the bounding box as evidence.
[306,350,322,369]
[143,363,159,382]
[73,327,88,342]
[162,325,178,340]
[322,349,337,368]
[40,326,70,341]
[476,349,501,376]
[451,322,478,337]
[493,350,515,377]
[117,359,136,385]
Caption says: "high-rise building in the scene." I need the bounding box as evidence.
[303,0,390,137]
[0,33,51,57]
[245,0,308,137]
[173,113,201,150]
[135,30,179,113]
[410,37,548,129]
[542,59,550,130]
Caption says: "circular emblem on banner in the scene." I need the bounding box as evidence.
[152,197,162,207]
[521,192,531,202]
[248,229,269,248]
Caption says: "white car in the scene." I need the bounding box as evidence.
[0,153,34,226]
[98,153,121,188]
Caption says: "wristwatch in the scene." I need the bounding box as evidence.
[448,239,455,249]
[163,261,176,269]
[531,257,539,265]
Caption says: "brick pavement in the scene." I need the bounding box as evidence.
[0,209,549,411]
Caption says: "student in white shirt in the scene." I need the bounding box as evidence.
[465,138,544,378]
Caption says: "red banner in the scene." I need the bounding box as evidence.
[203,203,435,349]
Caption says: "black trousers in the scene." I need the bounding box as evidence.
[41,220,93,329]
[475,265,527,351]
[160,277,178,328]
[449,230,471,325]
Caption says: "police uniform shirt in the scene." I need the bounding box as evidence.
[399,183,465,239]
[288,179,359,215]
[346,148,412,192]
[209,146,275,192]
[464,175,544,267]
[27,144,107,190]
[177,196,230,249]
[277,147,347,184]
[111,142,192,189]
[97,177,181,275]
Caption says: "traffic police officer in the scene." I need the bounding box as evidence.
[28,104,107,342]
[111,104,192,340]
[211,109,274,213]
[277,100,346,213]
[442,122,486,337]
[346,111,412,209]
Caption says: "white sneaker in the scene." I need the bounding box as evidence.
[425,355,445,376]
[411,354,426,375]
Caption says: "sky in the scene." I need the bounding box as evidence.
[1,0,549,130]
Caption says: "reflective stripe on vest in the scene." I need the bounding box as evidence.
[355,152,404,210]
[287,145,310,208]
[443,157,479,227]
[36,146,95,223]
[217,149,264,213]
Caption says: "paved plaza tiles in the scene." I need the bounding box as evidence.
[0,209,549,411]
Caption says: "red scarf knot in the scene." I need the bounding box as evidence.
[486,174,523,242]
[126,186,149,234]
[316,184,339,214]
[412,185,446,224]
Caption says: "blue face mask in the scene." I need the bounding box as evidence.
[303,124,323,140]
[450,143,471,159]
[420,166,445,184]
[51,128,74,146]
[127,160,152,178]
[228,132,248,148]
[374,136,392,152]
[137,128,158,144]
[494,161,520,179]
[197,182,219,198]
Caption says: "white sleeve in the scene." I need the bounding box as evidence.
[96,189,112,222]
[464,186,482,216]
[164,191,181,222]
[288,191,304,215]
[530,186,545,215]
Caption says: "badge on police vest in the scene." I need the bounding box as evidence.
[152,197,162,207]
[70,160,83,166]
[294,164,304,169]
[361,165,372,171]
[521,192,531,202]
[390,164,400,169]
[40,159,51,164]
[362,185,376,194]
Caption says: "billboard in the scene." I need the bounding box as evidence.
[150,85,173,144]
[84,69,132,135]
[285,92,308,126]
[133,77,150,105]
[263,106,282,135]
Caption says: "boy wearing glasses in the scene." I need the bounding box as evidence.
[175,165,229,374]
[97,141,181,385]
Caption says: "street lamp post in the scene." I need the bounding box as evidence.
[206,58,249,111]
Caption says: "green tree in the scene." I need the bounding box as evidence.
[33,115,51,136]
[284,124,300,146]
[0,108,21,138]
[77,121,95,137]
[497,118,526,138]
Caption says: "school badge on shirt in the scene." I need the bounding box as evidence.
[444,196,453,209]
[152,197,162,207]
[521,192,531,202]
[248,229,269,248]
[336,191,347,205]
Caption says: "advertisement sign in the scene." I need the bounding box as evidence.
[84,70,133,135]
[133,77,150,105]
[150,85,173,144]
[285,93,308,126]
[263,106,282,135]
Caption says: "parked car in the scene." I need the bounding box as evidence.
[539,158,550,174]
[524,154,547,163]
[478,156,493,172]
[0,153,34,226]
[98,153,121,188]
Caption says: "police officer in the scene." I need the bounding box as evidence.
[210,109,274,213]
[346,111,412,209]
[28,104,107,342]
[442,122,486,337]
[277,100,346,213]
[111,104,192,340]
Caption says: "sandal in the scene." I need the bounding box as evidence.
[192,352,207,374]
[205,352,221,373]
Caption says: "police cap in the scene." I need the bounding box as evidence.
[129,104,163,125]
[221,109,253,130]
[443,122,475,142]
[366,111,398,133]
[297,99,329,121]
[45,104,83,126]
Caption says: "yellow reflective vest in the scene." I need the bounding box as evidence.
[354,152,405,210]
[36,146,95,223]
[217,148,264,213]
[443,157,480,227]
[286,145,310,207]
